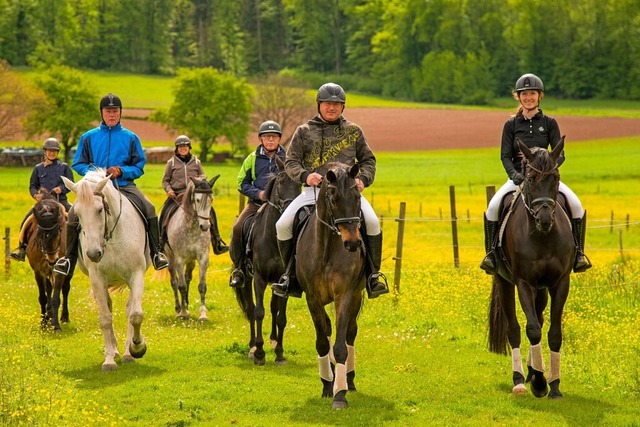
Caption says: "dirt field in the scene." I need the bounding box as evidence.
[125,108,640,151]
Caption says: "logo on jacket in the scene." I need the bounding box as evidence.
[538,126,545,132]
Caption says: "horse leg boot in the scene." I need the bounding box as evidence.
[147,217,169,270]
[480,214,499,275]
[571,212,592,273]
[210,207,229,255]
[365,232,389,299]
[272,239,302,298]
[10,212,34,261]
[53,216,80,276]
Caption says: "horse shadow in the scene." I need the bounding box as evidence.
[61,363,167,390]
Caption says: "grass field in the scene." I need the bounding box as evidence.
[1,136,639,426]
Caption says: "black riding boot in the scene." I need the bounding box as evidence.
[272,239,302,298]
[571,213,592,273]
[10,241,27,262]
[365,232,389,299]
[148,217,169,270]
[210,207,229,255]
[229,267,245,288]
[53,219,79,276]
[480,214,499,275]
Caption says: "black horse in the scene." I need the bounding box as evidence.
[233,158,301,365]
[25,194,72,331]
[488,137,574,399]
[295,162,366,409]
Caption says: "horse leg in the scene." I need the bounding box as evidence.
[91,280,119,371]
[495,277,526,395]
[196,258,208,321]
[60,275,71,323]
[271,294,288,365]
[306,296,333,399]
[176,264,190,319]
[169,266,181,315]
[124,271,147,362]
[332,294,361,409]
[346,299,361,392]
[36,274,48,329]
[47,275,61,332]
[252,277,267,365]
[516,281,548,398]
[547,277,570,399]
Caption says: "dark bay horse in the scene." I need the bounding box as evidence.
[296,162,366,409]
[234,158,301,365]
[25,195,71,331]
[488,137,575,399]
[164,175,219,321]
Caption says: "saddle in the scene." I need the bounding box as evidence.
[493,190,570,283]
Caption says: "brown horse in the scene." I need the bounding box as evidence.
[233,158,301,365]
[24,195,71,331]
[488,137,575,399]
[296,162,366,409]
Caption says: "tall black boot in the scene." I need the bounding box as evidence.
[210,207,229,255]
[480,214,499,275]
[10,242,28,262]
[272,239,301,298]
[571,212,592,273]
[365,232,389,299]
[53,215,79,276]
[147,217,169,270]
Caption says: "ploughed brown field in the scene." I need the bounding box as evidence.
[125,108,640,151]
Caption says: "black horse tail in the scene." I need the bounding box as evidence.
[233,281,252,321]
[488,276,509,355]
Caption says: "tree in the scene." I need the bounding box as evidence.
[0,60,42,142]
[251,73,314,147]
[23,65,97,163]
[153,67,253,160]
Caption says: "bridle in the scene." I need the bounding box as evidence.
[521,161,559,221]
[36,219,62,255]
[190,186,213,222]
[316,182,361,236]
[265,171,296,214]
[93,190,122,241]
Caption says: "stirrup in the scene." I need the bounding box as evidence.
[272,277,289,298]
[229,268,245,288]
[10,248,26,262]
[480,252,497,275]
[573,253,592,273]
[53,258,72,276]
[153,252,169,270]
[366,272,389,299]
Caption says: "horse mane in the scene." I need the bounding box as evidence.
[76,169,109,204]
[262,173,278,201]
[522,147,559,182]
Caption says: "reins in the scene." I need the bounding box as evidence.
[314,183,361,236]
[521,159,559,221]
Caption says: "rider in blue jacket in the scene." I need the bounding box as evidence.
[53,93,169,275]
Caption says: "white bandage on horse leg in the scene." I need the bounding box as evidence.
[328,337,336,364]
[511,347,525,378]
[346,345,355,373]
[318,353,333,382]
[548,351,561,383]
[529,343,546,372]
[333,363,347,395]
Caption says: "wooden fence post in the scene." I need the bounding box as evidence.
[394,202,406,294]
[450,186,459,268]
[4,227,10,280]
[485,185,496,207]
[238,193,245,215]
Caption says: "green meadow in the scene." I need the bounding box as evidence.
[1,133,640,425]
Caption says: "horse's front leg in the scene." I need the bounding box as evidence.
[252,276,267,365]
[48,275,62,332]
[516,281,548,398]
[271,292,288,366]
[546,277,570,399]
[332,293,361,410]
[91,278,119,371]
[345,292,362,392]
[60,274,71,323]
[36,274,48,329]
[306,296,333,399]
[196,257,208,321]
[124,271,147,362]
[176,262,190,319]
[169,266,181,315]
[496,277,526,395]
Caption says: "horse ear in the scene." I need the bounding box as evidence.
[95,176,110,193]
[349,164,360,179]
[551,135,565,163]
[276,156,285,170]
[209,174,220,187]
[61,176,77,193]
[326,170,337,184]
[517,138,533,160]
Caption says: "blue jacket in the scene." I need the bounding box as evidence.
[73,122,145,187]
[29,159,74,201]
[237,145,286,204]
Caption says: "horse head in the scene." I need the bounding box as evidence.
[517,137,564,233]
[271,157,301,212]
[33,195,64,264]
[321,162,362,252]
[62,170,115,263]
[187,175,217,232]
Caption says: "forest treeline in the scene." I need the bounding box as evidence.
[1,0,639,104]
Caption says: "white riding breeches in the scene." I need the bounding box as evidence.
[486,178,584,222]
[275,186,380,241]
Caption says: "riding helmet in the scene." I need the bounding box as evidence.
[42,137,61,151]
[99,93,123,109]
[515,74,544,92]
[316,82,346,103]
[174,135,192,148]
[258,120,282,136]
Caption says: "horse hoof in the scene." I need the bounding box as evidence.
[512,384,528,396]
[253,357,266,366]
[102,362,117,372]
[274,356,287,366]
[530,372,548,398]
[198,315,209,322]
[122,355,136,363]
[548,390,563,399]
[129,341,147,359]
[332,391,348,410]
[321,379,333,398]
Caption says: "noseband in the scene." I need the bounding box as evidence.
[36,220,62,255]
[316,183,361,236]
[521,162,559,221]
[191,187,213,221]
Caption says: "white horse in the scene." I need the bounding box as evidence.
[164,175,218,321]
[61,170,149,371]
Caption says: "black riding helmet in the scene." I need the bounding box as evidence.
[258,120,282,136]
[100,93,123,110]
[515,74,544,92]
[42,137,61,151]
[316,82,346,103]
[175,135,192,147]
